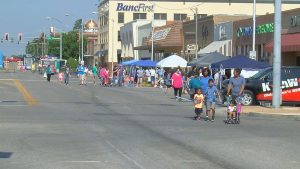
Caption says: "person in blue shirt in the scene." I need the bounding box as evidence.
[205,79,219,122]
[200,68,213,119]
[77,64,85,85]
[189,73,202,100]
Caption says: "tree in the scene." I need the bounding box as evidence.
[27,19,87,60]
[46,31,87,60]
[26,38,44,57]
[73,19,83,31]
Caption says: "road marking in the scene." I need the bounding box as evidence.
[106,141,146,169]
[0,105,27,107]
[12,79,38,106]
[63,161,101,163]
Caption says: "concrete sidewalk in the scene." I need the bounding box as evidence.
[242,106,300,118]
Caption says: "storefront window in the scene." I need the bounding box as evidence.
[174,14,187,21]
[133,13,147,20]
[194,14,207,20]
[118,12,124,23]
[154,13,167,20]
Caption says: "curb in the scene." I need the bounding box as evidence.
[243,112,300,120]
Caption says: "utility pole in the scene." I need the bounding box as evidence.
[251,0,257,60]
[81,21,84,63]
[195,7,198,59]
[111,19,115,77]
[60,32,62,60]
[272,0,282,108]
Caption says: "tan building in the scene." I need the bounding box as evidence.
[96,0,300,68]
[83,19,98,67]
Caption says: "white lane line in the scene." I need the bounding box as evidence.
[0,105,27,107]
[106,141,146,169]
[63,161,101,163]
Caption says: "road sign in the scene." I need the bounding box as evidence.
[47,37,60,40]
[249,51,257,60]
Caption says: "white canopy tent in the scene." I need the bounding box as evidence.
[156,55,187,68]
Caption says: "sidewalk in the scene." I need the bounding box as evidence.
[242,106,300,118]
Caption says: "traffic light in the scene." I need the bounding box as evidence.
[18,33,23,42]
[4,33,9,41]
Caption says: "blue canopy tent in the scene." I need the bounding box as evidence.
[132,60,157,67]
[211,55,270,69]
[121,59,138,66]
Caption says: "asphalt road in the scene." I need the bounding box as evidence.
[0,71,299,169]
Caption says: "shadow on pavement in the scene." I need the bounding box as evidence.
[0,152,13,158]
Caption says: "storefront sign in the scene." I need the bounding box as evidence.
[237,23,274,37]
[151,28,171,41]
[116,3,154,12]
[290,15,300,27]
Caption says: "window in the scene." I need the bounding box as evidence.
[154,13,167,20]
[133,13,147,20]
[118,31,121,41]
[118,12,124,23]
[174,14,187,21]
[194,14,207,20]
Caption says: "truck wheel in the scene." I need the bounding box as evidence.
[242,90,254,106]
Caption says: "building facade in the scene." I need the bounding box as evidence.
[120,20,167,60]
[97,0,300,67]
[232,8,300,66]
[183,15,250,61]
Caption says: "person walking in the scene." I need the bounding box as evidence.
[205,79,219,122]
[227,68,246,105]
[163,70,172,94]
[92,64,98,86]
[171,68,184,101]
[137,68,144,87]
[64,66,70,85]
[189,73,202,100]
[46,65,52,82]
[200,68,212,119]
[77,64,85,85]
[193,88,204,121]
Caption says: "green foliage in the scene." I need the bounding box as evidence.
[26,19,88,60]
[67,57,79,69]
[26,38,44,56]
[73,19,83,31]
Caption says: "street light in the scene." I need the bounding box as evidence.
[92,11,115,77]
[47,16,63,60]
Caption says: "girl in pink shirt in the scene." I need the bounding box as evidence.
[171,69,183,99]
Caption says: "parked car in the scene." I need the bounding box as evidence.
[220,67,300,106]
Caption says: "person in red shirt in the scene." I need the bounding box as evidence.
[171,69,183,100]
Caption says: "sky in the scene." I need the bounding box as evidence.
[0,0,99,56]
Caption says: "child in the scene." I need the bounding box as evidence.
[227,100,237,122]
[205,79,219,122]
[194,89,204,121]
[58,72,63,83]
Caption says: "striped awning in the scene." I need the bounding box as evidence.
[265,33,300,52]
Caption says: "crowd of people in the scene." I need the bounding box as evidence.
[38,63,245,123]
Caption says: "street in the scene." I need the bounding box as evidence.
[0,72,300,169]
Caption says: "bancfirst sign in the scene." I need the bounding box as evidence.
[237,23,274,37]
[116,3,154,12]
